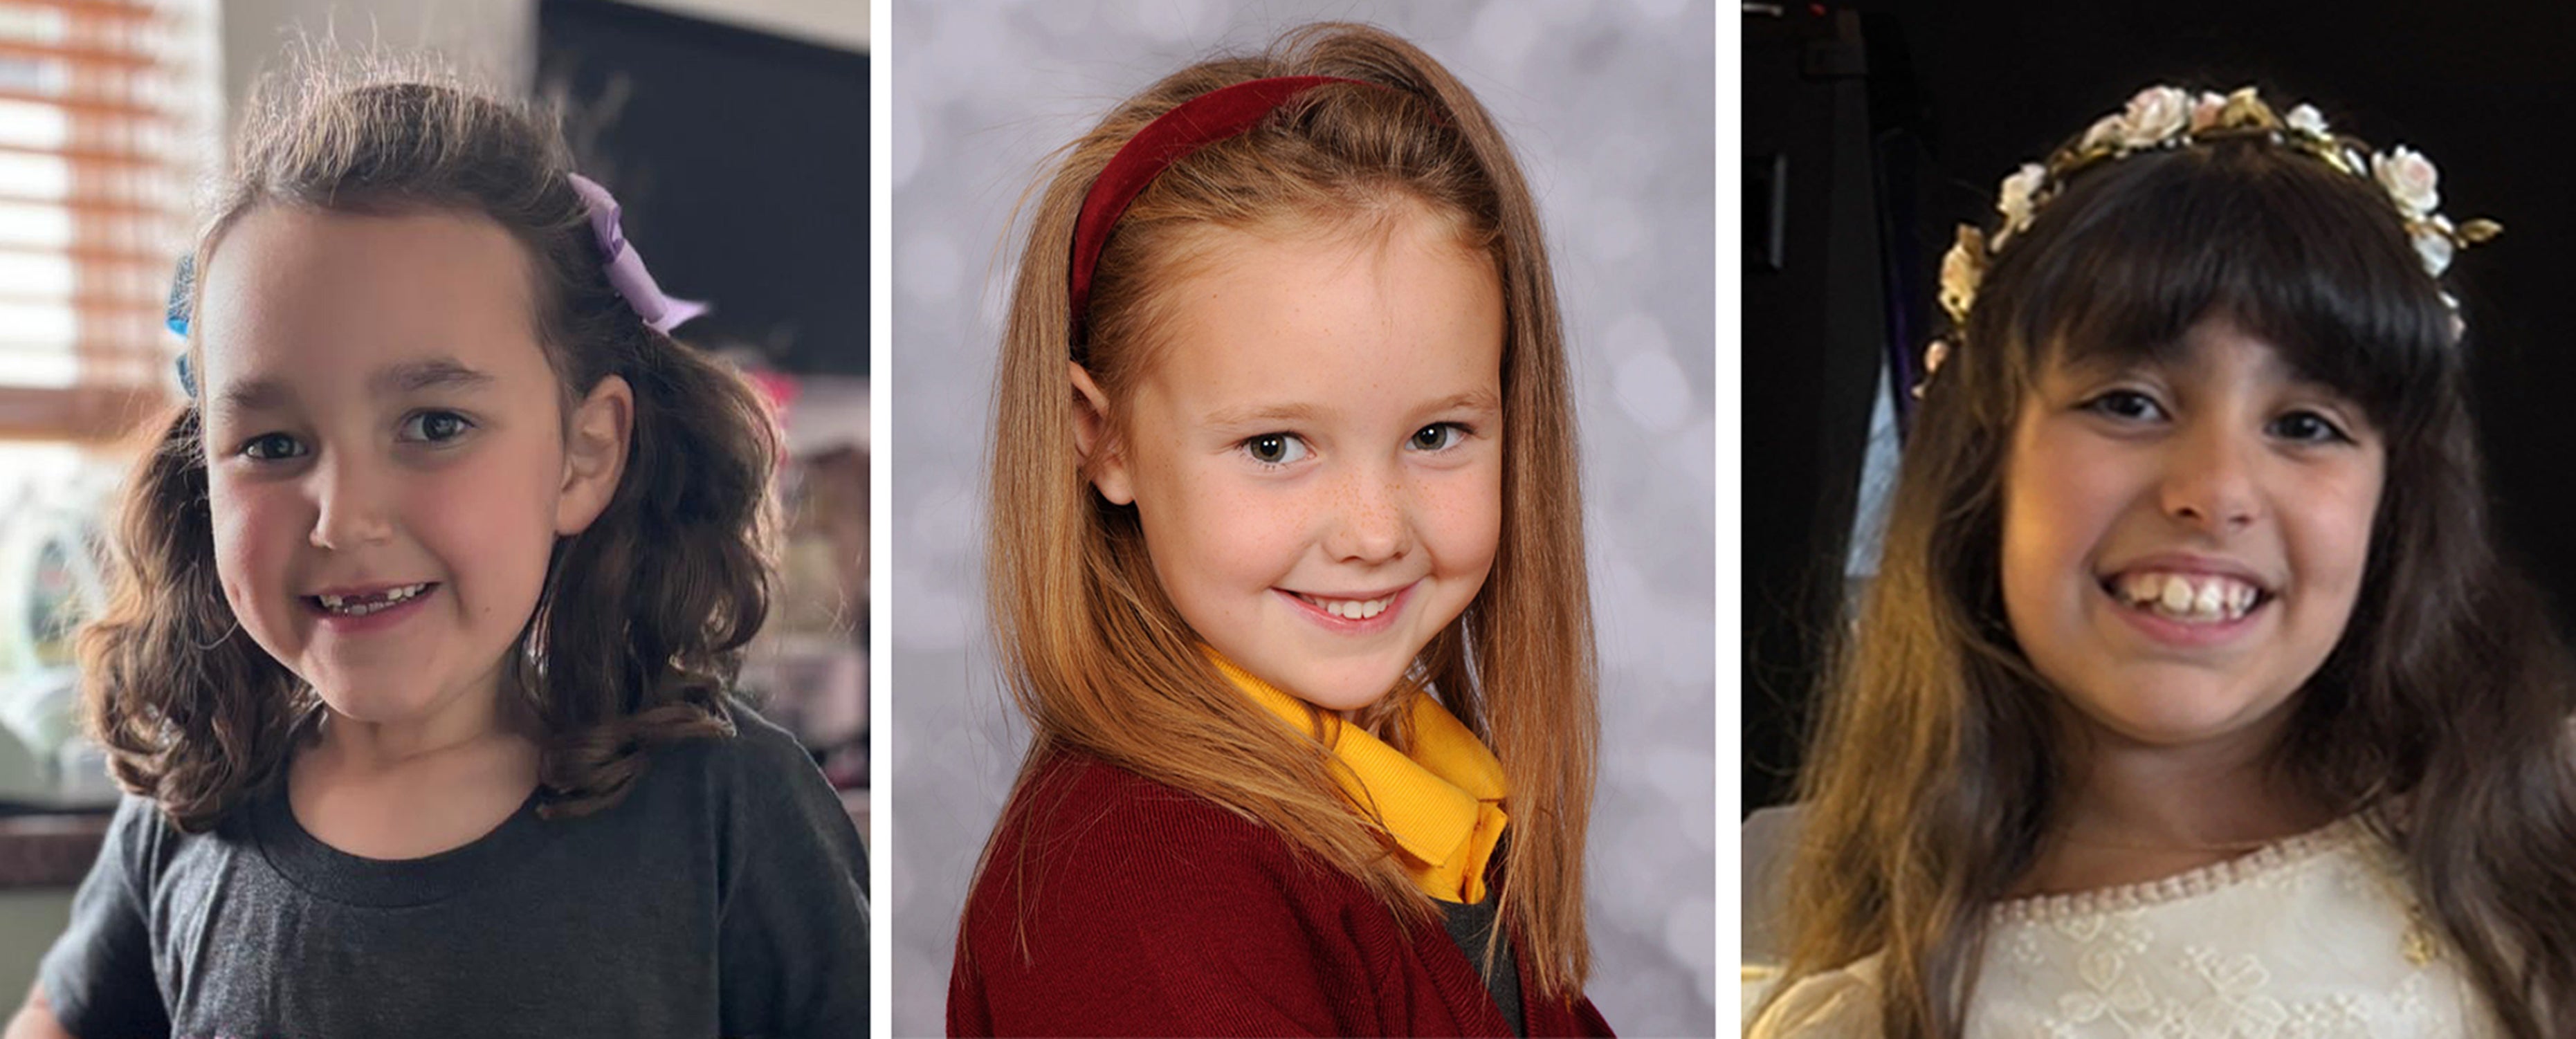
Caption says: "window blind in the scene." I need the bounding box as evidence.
[0,0,208,441]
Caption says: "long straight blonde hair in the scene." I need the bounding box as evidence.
[978,23,1598,997]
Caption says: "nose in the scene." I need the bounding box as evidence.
[1322,463,1415,564]
[307,449,395,549]
[2159,419,2263,533]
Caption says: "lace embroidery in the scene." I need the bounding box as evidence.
[1971,820,2494,1037]
[1753,820,2496,1037]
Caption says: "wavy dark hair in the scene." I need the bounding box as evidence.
[76,59,778,833]
[1770,134,2576,1036]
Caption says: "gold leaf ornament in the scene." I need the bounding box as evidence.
[1939,224,1987,328]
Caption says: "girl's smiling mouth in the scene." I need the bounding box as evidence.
[1279,582,1417,632]
[304,581,441,629]
[2105,570,2270,623]
[2092,562,2278,648]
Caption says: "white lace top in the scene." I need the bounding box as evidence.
[1744,817,2501,1037]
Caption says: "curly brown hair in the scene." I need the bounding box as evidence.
[76,57,779,834]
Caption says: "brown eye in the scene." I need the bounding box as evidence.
[1241,433,1309,467]
[400,410,475,443]
[2269,410,2349,444]
[2082,389,2164,422]
[1409,423,1465,452]
[241,433,306,461]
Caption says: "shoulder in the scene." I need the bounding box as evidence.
[1744,957,1883,1039]
[953,751,1377,1034]
[965,750,1346,936]
[100,787,240,885]
[618,697,847,825]
[977,750,1323,897]
[646,697,828,788]
[614,698,864,876]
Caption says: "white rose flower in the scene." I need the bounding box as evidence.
[2120,86,2192,149]
[2413,228,2454,277]
[1939,227,1984,324]
[2191,91,2228,132]
[2079,111,2126,152]
[1995,163,2046,241]
[2285,103,2328,138]
[2374,146,2440,217]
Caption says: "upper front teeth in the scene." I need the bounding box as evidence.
[1299,593,1392,620]
[2116,571,2258,623]
[318,583,430,614]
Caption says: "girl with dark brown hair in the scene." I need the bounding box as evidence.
[948,22,1607,1038]
[6,59,865,1038]
[1748,86,2576,1038]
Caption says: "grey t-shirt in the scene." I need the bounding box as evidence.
[37,706,868,1038]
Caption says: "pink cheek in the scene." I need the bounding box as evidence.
[1428,477,1501,570]
[210,489,296,588]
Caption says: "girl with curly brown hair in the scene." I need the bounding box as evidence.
[7,59,866,1039]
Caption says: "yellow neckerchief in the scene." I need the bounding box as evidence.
[1211,653,1509,903]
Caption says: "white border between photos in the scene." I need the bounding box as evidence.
[868,0,896,1036]
[1715,7,1746,1034]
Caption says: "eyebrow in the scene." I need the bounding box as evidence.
[1429,389,1503,414]
[217,358,497,414]
[1198,390,1502,429]
[1199,402,1322,427]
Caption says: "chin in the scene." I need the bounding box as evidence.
[310,686,439,725]
[2080,688,2285,748]
[1279,661,1412,714]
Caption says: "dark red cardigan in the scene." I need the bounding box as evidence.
[948,751,1614,1037]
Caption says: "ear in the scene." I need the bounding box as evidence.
[1070,362,1134,505]
[555,374,634,535]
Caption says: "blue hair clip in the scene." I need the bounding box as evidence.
[166,255,194,398]
[165,254,191,338]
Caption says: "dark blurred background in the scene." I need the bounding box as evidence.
[1743,0,2576,813]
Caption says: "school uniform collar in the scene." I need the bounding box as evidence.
[1211,652,1509,903]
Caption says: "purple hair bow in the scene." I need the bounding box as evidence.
[568,173,709,333]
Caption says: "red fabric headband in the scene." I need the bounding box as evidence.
[1066,75,1371,347]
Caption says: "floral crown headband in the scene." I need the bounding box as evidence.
[1923,85,2500,394]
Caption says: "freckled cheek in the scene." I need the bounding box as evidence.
[1124,456,1270,614]
[1194,483,1305,590]
[1424,466,1503,580]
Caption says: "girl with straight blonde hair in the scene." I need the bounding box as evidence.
[949,21,1607,1037]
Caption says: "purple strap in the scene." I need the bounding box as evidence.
[568,173,709,333]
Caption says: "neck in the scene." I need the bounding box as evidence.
[309,668,537,773]
[286,668,543,861]
[2018,716,2335,896]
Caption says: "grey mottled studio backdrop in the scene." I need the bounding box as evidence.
[889,2,1715,1033]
